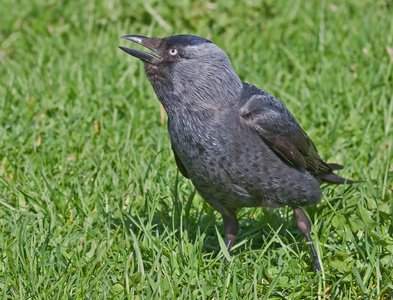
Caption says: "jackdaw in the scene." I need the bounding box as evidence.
[119,34,356,272]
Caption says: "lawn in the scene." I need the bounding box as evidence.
[1,0,392,298]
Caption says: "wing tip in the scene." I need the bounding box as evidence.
[327,163,344,171]
[319,172,363,184]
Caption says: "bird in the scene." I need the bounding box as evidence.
[119,34,357,272]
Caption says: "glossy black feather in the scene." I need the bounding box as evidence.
[239,83,351,183]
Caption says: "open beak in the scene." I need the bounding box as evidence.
[119,35,162,64]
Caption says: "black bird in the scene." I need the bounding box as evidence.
[119,34,356,272]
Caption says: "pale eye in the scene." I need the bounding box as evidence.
[169,48,178,56]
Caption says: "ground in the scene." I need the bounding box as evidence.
[0,0,392,298]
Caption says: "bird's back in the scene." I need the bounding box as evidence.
[239,83,355,183]
[168,82,323,211]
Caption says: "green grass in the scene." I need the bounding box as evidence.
[1,0,392,298]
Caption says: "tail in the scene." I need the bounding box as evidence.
[318,163,362,184]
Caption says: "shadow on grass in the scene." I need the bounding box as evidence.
[117,194,318,258]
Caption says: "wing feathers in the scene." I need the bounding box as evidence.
[172,146,190,178]
[239,84,354,183]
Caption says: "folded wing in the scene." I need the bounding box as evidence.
[239,85,354,184]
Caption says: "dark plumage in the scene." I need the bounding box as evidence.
[120,34,357,272]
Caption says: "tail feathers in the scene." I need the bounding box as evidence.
[318,163,363,184]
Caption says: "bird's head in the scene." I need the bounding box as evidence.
[120,35,242,108]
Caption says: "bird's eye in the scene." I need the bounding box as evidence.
[169,48,178,56]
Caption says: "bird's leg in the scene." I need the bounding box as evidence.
[293,207,322,272]
[221,211,239,262]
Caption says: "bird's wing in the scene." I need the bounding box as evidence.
[172,146,190,178]
[239,87,333,176]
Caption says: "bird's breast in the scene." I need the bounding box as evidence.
[168,111,266,201]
